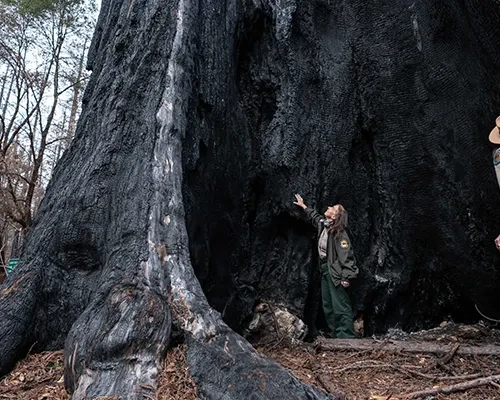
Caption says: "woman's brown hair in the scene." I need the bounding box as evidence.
[328,205,348,233]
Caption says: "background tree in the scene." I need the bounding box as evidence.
[0,0,95,268]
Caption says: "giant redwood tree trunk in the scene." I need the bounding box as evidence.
[1,0,500,398]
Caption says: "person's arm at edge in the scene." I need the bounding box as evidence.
[293,193,322,228]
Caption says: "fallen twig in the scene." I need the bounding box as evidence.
[334,359,481,382]
[343,348,374,360]
[423,343,459,374]
[315,374,346,399]
[403,373,500,398]
[267,335,286,351]
[435,373,482,381]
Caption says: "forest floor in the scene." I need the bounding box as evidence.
[1,322,499,400]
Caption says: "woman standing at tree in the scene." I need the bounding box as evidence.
[489,117,500,251]
[293,194,358,338]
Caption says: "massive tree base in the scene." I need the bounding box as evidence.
[0,0,334,397]
[4,323,500,399]
[2,0,500,398]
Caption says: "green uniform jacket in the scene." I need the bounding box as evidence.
[305,207,359,286]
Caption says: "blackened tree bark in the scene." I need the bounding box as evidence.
[1,0,500,398]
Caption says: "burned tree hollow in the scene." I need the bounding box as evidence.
[1,0,500,399]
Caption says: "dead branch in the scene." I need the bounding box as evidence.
[316,338,500,356]
[423,343,460,374]
[403,374,500,398]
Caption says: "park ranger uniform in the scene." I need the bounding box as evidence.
[305,207,358,338]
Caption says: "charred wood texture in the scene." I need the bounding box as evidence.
[1,0,500,398]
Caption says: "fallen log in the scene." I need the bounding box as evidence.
[316,338,500,356]
[403,374,500,398]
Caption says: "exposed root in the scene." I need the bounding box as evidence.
[475,304,500,323]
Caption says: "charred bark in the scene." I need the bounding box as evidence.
[1,0,500,398]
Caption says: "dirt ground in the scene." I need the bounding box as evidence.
[259,342,500,399]
[0,351,68,400]
[0,345,198,400]
[258,322,500,399]
[1,322,499,400]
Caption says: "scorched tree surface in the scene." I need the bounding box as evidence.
[1,0,500,399]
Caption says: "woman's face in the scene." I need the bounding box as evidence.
[324,205,341,221]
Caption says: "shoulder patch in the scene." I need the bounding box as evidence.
[494,149,500,166]
[340,239,349,249]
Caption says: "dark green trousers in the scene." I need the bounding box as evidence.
[320,263,355,338]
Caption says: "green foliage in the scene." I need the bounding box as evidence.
[0,0,89,19]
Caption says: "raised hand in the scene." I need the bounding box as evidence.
[293,194,307,209]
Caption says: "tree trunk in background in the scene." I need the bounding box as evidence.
[1,0,500,398]
[67,38,88,145]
